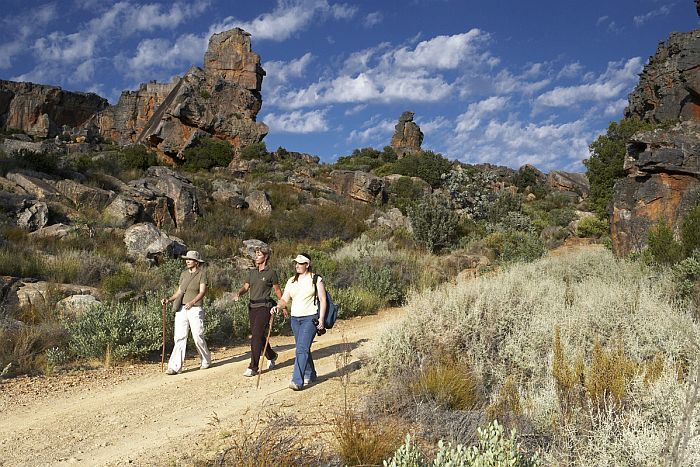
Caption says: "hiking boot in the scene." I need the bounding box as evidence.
[304,377,315,385]
[165,368,178,375]
[266,358,276,370]
[200,364,210,370]
[289,382,302,391]
[243,368,257,377]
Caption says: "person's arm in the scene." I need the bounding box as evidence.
[233,282,250,301]
[185,283,207,309]
[316,278,327,330]
[161,287,183,306]
[272,283,288,318]
[272,286,291,315]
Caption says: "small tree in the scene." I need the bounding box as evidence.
[647,219,683,266]
[408,196,458,253]
[182,137,235,170]
[584,118,652,218]
[681,203,700,257]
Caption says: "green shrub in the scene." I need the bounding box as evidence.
[584,118,652,217]
[116,145,157,170]
[487,192,522,223]
[182,137,234,170]
[549,208,576,228]
[671,250,700,299]
[408,196,458,253]
[442,169,498,220]
[383,150,452,188]
[0,149,59,176]
[576,216,608,238]
[681,203,700,257]
[383,435,424,467]
[333,286,386,317]
[239,141,269,161]
[646,219,683,266]
[388,176,426,214]
[334,146,397,172]
[483,230,546,263]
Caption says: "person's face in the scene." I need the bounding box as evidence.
[254,250,267,264]
[294,261,309,273]
[185,259,197,268]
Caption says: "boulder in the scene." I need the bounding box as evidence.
[365,207,412,231]
[124,223,187,261]
[28,223,80,239]
[103,195,144,227]
[239,239,270,264]
[142,166,200,227]
[211,179,246,207]
[390,111,423,158]
[6,171,60,200]
[547,171,590,197]
[52,179,113,208]
[245,190,272,216]
[330,170,386,204]
[16,200,48,231]
[55,294,101,318]
[15,281,101,309]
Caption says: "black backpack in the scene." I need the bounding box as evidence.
[313,274,337,329]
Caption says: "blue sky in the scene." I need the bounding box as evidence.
[1,1,698,171]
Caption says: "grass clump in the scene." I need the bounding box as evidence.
[333,409,403,467]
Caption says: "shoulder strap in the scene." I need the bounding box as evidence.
[313,274,319,306]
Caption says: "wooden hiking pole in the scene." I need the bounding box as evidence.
[161,301,166,372]
[256,313,275,389]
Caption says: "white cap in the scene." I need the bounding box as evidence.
[292,254,310,264]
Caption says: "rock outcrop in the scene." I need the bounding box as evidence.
[611,29,700,256]
[134,28,267,161]
[390,111,423,158]
[329,170,386,204]
[547,171,590,197]
[123,223,187,261]
[0,80,108,138]
[625,30,700,123]
[611,121,700,255]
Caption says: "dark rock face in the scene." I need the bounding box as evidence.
[329,170,386,204]
[390,111,423,158]
[611,30,700,256]
[625,30,700,124]
[612,121,700,255]
[0,80,108,138]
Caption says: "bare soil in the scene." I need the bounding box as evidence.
[0,308,406,466]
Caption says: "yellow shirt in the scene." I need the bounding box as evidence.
[282,273,321,317]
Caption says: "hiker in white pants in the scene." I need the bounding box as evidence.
[161,250,211,375]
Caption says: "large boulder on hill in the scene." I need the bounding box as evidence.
[124,223,187,261]
[365,207,412,231]
[390,111,423,158]
[211,179,245,206]
[625,30,700,123]
[612,122,700,255]
[133,29,267,160]
[0,80,108,138]
[52,179,113,208]
[103,195,143,227]
[5,171,60,200]
[16,200,49,231]
[142,166,200,227]
[547,171,589,197]
[329,170,386,204]
[245,190,272,216]
[15,281,101,310]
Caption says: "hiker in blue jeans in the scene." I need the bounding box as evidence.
[272,253,327,391]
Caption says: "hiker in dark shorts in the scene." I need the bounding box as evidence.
[232,245,285,377]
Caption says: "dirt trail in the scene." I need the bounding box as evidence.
[0,308,406,466]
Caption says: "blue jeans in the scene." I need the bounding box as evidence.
[290,314,317,387]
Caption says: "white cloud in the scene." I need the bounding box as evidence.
[264,109,329,133]
[418,116,450,135]
[344,104,367,115]
[604,98,628,117]
[557,62,584,79]
[633,5,672,27]
[347,117,394,144]
[364,11,383,28]
[393,29,493,70]
[455,96,509,133]
[211,0,355,42]
[0,5,58,68]
[121,33,205,79]
[263,53,314,87]
[122,1,210,35]
[534,57,643,109]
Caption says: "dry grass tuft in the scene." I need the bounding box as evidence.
[412,359,482,411]
[333,409,403,467]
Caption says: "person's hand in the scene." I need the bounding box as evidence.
[184,302,192,310]
[316,320,325,331]
[270,306,278,315]
[161,297,169,306]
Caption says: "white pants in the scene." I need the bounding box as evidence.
[167,306,211,373]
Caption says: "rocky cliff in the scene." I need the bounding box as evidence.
[390,111,423,158]
[135,28,267,161]
[0,80,108,138]
[612,29,700,256]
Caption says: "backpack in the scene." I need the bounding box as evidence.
[313,274,337,329]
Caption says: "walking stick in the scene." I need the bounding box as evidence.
[256,313,275,389]
[161,301,166,372]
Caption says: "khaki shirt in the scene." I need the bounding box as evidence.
[247,266,279,303]
[179,268,207,307]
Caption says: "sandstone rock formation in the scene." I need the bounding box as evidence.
[134,28,268,161]
[245,190,272,216]
[612,121,700,255]
[123,223,187,261]
[611,29,700,256]
[547,171,590,197]
[0,80,108,138]
[329,170,386,204]
[625,30,700,123]
[390,112,423,158]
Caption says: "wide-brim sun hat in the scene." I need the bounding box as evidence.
[292,254,310,264]
[181,250,205,262]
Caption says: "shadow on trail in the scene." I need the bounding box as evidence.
[262,339,368,381]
